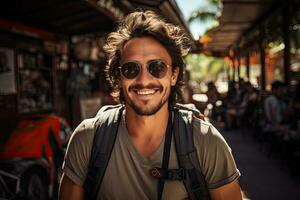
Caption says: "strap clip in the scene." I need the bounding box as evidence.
[150,168,185,180]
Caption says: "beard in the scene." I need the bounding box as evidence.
[122,83,169,116]
[127,95,168,116]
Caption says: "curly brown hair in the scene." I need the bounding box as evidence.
[103,10,190,106]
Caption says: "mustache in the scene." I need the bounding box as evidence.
[129,83,163,92]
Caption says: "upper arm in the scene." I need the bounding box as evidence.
[59,173,84,200]
[62,119,95,186]
[209,180,242,200]
[194,122,240,189]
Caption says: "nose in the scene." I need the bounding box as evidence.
[135,65,154,83]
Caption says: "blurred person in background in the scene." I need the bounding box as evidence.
[206,81,220,120]
[263,80,289,136]
[225,81,257,129]
[289,82,300,134]
[279,82,300,167]
[206,81,220,106]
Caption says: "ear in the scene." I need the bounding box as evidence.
[171,67,179,86]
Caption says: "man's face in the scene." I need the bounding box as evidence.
[276,86,285,97]
[119,37,179,116]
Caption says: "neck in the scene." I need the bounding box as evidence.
[125,103,169,137]
[125,103,169,157]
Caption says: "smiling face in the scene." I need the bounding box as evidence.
[120,37,179,116]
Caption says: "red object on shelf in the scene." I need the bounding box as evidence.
[0,114,69,160]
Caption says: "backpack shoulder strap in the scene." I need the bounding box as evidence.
[83,104,124,200]
[173,108,211,200]
[175,103,205,121]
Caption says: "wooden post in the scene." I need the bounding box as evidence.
[231,57,236,82]
[246,52,250,81]
[226,64,230,91]
[282,1,291,85]
[237,55,241,82]
[226,63,230,82]
[259,40,266,91]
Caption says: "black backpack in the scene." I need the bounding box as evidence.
[83,104,210,200]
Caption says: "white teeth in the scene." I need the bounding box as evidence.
[136,90,155,95]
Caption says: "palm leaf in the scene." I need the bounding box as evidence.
[207,59,224,74]
[188,8,218,24]
[207,0,221,8]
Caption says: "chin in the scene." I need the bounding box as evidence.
[133,106,161,116]
[127,99,168,116]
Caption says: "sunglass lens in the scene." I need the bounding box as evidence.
[148,60,167,78]
[121,62,140,79]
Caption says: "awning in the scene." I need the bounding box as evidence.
[0,0,118,35]
[0,0,195,49]
[202,0,275,56]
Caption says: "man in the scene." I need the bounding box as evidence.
[264,81,286,126]
[263,80,288,135]
[226,82,257,129]
[59,10,242,200]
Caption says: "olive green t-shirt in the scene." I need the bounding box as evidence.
[62,111,240,199]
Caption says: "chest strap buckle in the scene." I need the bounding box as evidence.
[150,167,186,180]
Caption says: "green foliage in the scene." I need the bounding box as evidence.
[206,0,221,7]
[185,0,226,82]
[291,28,300,50]
[185,53,226,81]
[188,8,218,24]
[187,0,221,24]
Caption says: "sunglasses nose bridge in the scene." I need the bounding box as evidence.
[135,63,154,81]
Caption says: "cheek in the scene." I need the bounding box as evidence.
[121,79,135,94]
[120,78,130,87]
[161,78,173,90]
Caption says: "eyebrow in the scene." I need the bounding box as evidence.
[147,59,165,64]
[121,59,168,66]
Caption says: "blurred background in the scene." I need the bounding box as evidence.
[0,0,300,199]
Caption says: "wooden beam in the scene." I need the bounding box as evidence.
[83,0,117,21]
[259,37,266,91]
[221,21,254,25]
[214,29,248,33]
[235,1,281,48]
[237,56,241,82]
[223,0,270,5]
[0,18,55,40]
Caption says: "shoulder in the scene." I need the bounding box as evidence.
[63,117,100,186]
[264,96,275,107]
[76,117,99,133]
[192,117,226,143]
[266,95,276,102]
[192,117,232,156]
[68,117,99,148]
[191,118,241,188]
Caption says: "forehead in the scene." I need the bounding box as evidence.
[120,36,172,64]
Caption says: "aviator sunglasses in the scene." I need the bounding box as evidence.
[120,59,169,79]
